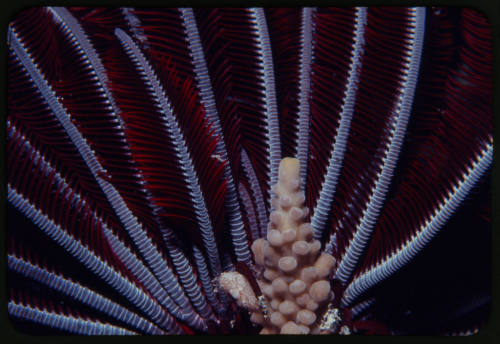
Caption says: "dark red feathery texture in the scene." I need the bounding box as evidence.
[9,277,126,335]
[131,9,193,77]
[358,8,492,273]
[135,9,228,244]
[8,7,162,254]
[238,178,261,238]
[353,319,390,335]
[7,9,113,218]
[159,60,228,239]
[265,8,301,159]
[327,8,418,259]
[103,35,199,248]
[69,7,128,32]
[8,232,151,331]
[120,9,233,245]
[194,8,272,206]
[193,9,244,185]
[306,8,358,213]
[132,8,228,237]
[66,8,171,245]
[52,10,159,238]
[7,125,146,293]
[68,8,228,250]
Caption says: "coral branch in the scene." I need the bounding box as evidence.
[220,158,337,334]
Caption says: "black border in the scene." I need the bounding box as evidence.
[1,1,499,343]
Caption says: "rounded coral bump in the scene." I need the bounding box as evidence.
[251,312,264,325]
[264,268,279,281]
[306,300,319,311]
[297,309,316,326]
[298,223,313,240]
[279,158,300,181]
[292,240,310,256]
[290,207,304,221]
[270,312,286,327]
[289,279,306,295]
[309,280,331,303]
[281,321,308,334]
[251,238,266,265]
[267,229,283,246]
[279,300,299,316]
[300,266,318,284]
[270,211,282,227]
[280,195,292,208]
[279,256,298,272]
[296,293,311,307]
[314,253,336,278]
[282,229,297,243]
[271,277,288,295]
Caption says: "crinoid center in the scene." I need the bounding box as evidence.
[219,158,337,334]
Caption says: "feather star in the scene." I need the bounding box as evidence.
[7,6,491,335]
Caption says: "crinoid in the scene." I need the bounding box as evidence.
[7,7,492,335]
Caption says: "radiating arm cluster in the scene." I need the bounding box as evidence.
[7,6,492,335]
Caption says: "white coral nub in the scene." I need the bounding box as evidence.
[218,271,259,311]
[219,158,337,334]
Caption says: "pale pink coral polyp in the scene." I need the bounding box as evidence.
[292,240,310,256]
[278,256,298,272]
[267,230,283,246]
[289,280,306,295]
[271,277,288,294]
[297,309,317,326]
[309,280,331,303]
[282,229,296,243]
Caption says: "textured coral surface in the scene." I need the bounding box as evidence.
[252,158,336,334]
[221,158,337,334]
